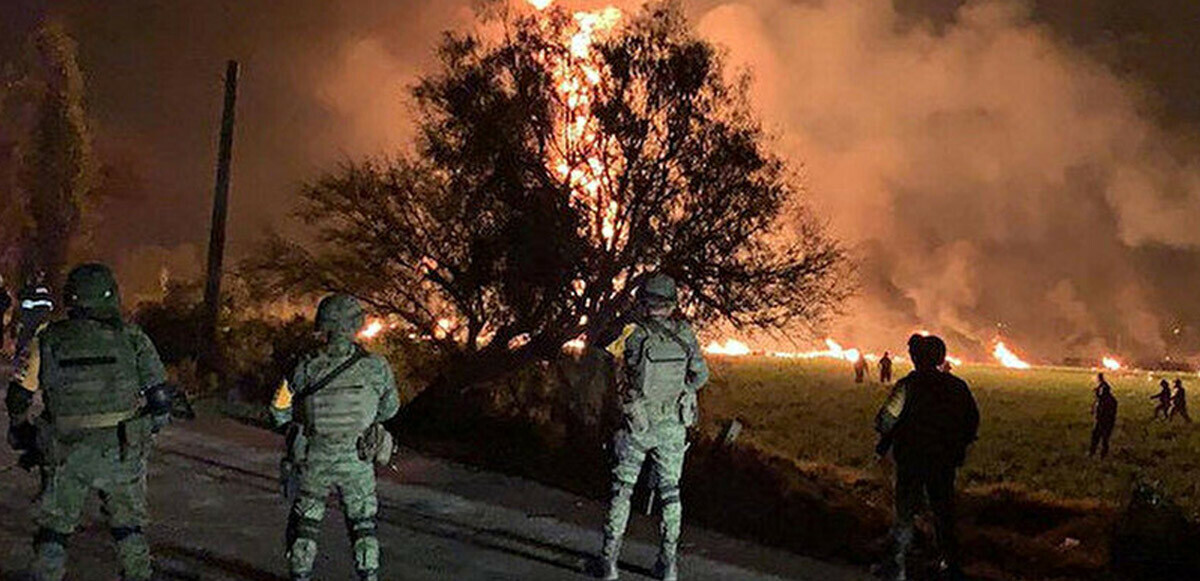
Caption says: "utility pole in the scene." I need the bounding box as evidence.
[200,60,239,381]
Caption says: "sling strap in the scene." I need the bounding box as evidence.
[296,344,369,401]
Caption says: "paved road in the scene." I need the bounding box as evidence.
[0,411,872,580]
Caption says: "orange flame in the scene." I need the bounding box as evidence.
[527,0,625,247]
[358,318,385,340]
[993,341,1032,369]
[704,339,752,356]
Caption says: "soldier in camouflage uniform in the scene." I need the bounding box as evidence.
[595,274,709,581]
[270,293,400,581]
[5,263,172,581]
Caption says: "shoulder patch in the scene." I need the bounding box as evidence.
[606,323,639,357]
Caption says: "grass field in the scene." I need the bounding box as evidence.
[699,357,1200,516]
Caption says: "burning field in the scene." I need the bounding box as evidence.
[697,355,1200,517]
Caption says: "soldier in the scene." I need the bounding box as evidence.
[1168,379,1191,423]
[595,273,709,581]
[5,263,172,581]
[1090,377,1118,458]
[14,270,55,363]
[1151,379,1172,420]
[270,293,400,581]
[879,351,893,384]
[874,334,979,581]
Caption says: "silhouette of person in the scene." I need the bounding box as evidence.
[879,351,893,384]
[1151,379,1171,420]
[1090,377,1118,458]
[1169,379,1191,423]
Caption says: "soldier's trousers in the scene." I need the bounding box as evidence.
[34,442,151,581]
[287,448,379,579]
[603,423,688,557]
[891,459,959,570]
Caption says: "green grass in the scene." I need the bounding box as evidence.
[700,357,1200,516]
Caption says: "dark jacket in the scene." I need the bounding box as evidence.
[876,369,980,465]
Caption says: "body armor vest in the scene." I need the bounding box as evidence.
[40,319,141,431]
[634,320,692,420]
[297,351,378,442]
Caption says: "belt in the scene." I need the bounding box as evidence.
[55,410,138,431]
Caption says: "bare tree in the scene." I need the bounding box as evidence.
[252,2,848,391]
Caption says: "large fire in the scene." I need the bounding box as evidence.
[528,0,625,247]
[1102,356,1122,371]
[993,341,1032,369]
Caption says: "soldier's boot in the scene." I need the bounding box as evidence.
[113,526,153,581]
[596,534,621,580]
[350,518,380,581]
[595,482,634,579]
[32,529,70,581]
[655,486,682,581]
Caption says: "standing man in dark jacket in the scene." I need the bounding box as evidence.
[879,351,894,384]
[874,334,980,581]
[1090,377,1118,458]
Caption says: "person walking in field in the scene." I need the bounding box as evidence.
[854,354,868,384]
[1168,379,1191,423]
[879,351,893,384]
[1151,379,1172,420]
[874,334,979,581]
[1090,378,1118,458]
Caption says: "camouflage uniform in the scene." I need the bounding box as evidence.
[874,334,978,581]
[597,275,709,581]
[271,294,400,581]
[5,264,169,581]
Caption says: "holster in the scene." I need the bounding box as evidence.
[677,390,699,427]
[356,423,395,466]
[622,399,650,434]
[118,415,156,462]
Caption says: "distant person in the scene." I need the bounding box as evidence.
[1151,379,1172,420]
[1090,377,1118,458]
[879,351,893,384]
[14,270,54,363]
[854,355,868,383]
[874,334,979,581]
[0,274,10,353]
[1169,379,1191,423]
[270,293,400,581]
[938,359,954,373]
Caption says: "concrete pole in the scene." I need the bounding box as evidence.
[200,60,239,379]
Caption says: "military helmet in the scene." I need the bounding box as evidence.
[316,293,365,336]
[65,263,119,313]
[640,273,678,303]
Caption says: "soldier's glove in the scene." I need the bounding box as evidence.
[141,383,174,433]
[7,421,36,452]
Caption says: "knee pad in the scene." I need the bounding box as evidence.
[111,526,143,543]
[287,514,323,544]
[658,484,681,507]
[349,518,377,543]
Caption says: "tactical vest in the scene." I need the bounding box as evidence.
[297,351,378,442]
[40,319,141,431]
[634,320,692,420]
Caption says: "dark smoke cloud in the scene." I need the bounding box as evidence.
[6,0,1200,362]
